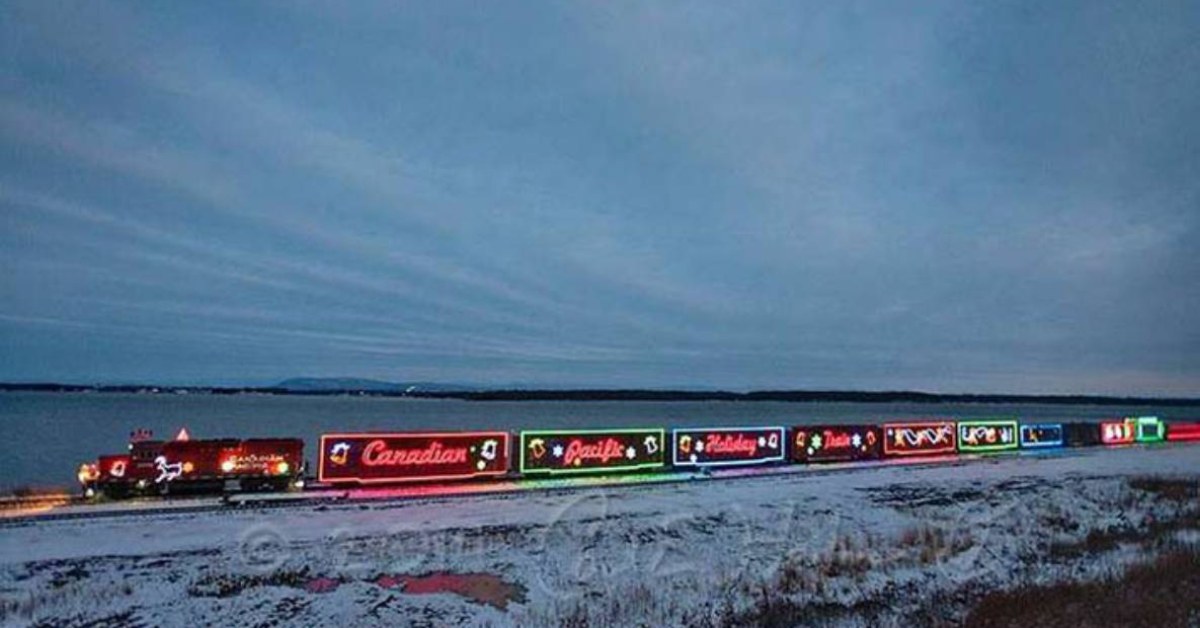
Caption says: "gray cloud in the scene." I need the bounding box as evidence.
[1,1,1197,394]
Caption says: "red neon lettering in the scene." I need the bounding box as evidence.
[361,440,469,467]
[564,438,626,465]
[704,433,758,456]
[823,430,852,449]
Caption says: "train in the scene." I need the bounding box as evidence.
[77,417,1200,499]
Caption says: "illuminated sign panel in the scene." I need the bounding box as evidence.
[319,432,510,484]
[1019,423,1064,449]
[1100,420,1135,445]
[519,429,665,475]
[882,422,957,457]
[214,441,300,477]
[672,427,785,468]
[1167,422,1200,442]
[791,425,882,463]
[1130,416,1164,443]
[957,419,1019,453]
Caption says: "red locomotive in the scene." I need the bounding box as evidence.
[77,429,304,498]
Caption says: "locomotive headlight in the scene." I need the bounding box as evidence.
[84,488,95,498]
[77,466,91,484]
[220,458,236,473]
[275,461,290,475]
[77,463,99,484]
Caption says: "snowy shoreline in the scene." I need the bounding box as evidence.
[2,445,1197,626]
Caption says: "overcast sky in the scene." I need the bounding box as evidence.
[1,1,1197,394]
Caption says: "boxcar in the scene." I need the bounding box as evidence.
[790,425,882,463]
[1062,422,1103,447]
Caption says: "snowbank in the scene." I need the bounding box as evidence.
[1,444,1196,626]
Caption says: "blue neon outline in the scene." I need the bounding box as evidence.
[671,426,786,467]
[1019,423,1064,449]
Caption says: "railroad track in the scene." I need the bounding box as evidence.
[0,445,1113,527]
[0,492,80,513]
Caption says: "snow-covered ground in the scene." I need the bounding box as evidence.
[2,444,1197,627]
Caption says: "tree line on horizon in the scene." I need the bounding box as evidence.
[0,382,1195,406]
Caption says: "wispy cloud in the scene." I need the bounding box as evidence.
[1,1,1197,394]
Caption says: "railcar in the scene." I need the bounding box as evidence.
[957,419,1019,453]
[1167,421,1200,442]
[790,424,882,463]
[317,431,510,485]
[671,426,785,468]
[881,421,957,457]
[1128,416,1164,443]
[518,428,666,476]
[1063,421,1104,447]
[1018,423,1064,449]
[1100,418,1139,445]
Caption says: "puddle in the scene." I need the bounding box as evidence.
[375,572,526,610]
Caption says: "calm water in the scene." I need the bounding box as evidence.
[2,391,1196,491]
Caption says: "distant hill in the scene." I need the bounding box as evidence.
[427,389,1200,406]
[274,378,473,393]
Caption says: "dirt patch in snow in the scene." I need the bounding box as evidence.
[376,572,527,609]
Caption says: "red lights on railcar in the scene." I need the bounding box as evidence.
[1100,420,1136,445]
[882,421,957,457]
[791,425,882,463]
[1167,422,1200,442]
[318,432,510,484]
